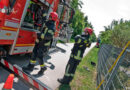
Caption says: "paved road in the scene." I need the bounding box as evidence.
[0,66,33,90]
[0,43,96,90]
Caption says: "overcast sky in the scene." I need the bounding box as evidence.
[81,0,130,36]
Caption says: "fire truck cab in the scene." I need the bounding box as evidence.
[0,0,74,57]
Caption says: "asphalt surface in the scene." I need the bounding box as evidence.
[0,43,96,90]
[0,66,34,90]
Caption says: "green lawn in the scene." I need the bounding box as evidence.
[70,47,99,90]
[58,47,99,90]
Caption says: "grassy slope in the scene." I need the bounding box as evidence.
[70,47,99,90]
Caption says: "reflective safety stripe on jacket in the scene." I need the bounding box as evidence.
[74,50,82,60]
[71,50,82,61]
[41,27,54,40]
[40,64,45,68]
[48,29,54,35]
[44,41,51,46]
[30,59,36,64]
[41,28,48,39]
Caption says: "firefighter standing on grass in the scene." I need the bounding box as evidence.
[22,12,58,75]
[58,27,93,84]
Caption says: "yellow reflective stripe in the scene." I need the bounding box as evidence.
[65,64,70,76]
[86,44,89,47]
[29,1,35,7]
[45,41,51,46]
[2,27,18,32]
[30,60,36,64]
[74,56,82,60]
[84,40,87,43]
[77,38,81,43]
[74,50,82,60]
[48,30,54,35]
[65,73,70,76]
[65,73,74,77]
[44,28,48,34]
[30,1,35,4]
[40,64,45,67]
[16,44,35,47]
[41,28,48,39]
[43,13,47,17]
[71,74,74,77]
[65,64,74,77]
[79,45,83,47]
[41,34,45,39]
[65,64,73,77]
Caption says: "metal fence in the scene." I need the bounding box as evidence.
[97,43,130,90]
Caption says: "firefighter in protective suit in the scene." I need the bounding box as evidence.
[22,12,58,75]
[58,27,93,84]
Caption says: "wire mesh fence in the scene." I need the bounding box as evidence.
[97,44,130,90]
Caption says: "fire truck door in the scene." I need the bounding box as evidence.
[13,29,36,55]
[3,0,30,55]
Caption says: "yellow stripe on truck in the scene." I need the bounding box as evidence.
[15,44,35,47]
[2,27,18,32]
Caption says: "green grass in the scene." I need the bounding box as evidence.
[57,40,66,43]
[69,38,75,43]
[70,47,99,90]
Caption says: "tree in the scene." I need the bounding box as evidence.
[69,0,96,42]
[90,32,96,42]
[100,19,130,48]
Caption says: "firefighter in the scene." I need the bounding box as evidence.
[34,6,47,30]
[96,38,101,48]
[22,12,58,75]
[57,27,93,84]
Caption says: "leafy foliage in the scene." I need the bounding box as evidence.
[100,19,130,48]
[90,33,96,42]
[70,47,99,90]
[70,0,96,42]
[71,9,85,38]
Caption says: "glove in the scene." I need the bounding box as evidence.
[41,34,44,39]
[36,39,39,43]
[86,42,91,47]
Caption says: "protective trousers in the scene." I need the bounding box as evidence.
[62,57,80,84]
[30,40,50,68]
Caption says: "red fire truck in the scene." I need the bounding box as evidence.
[0,0,74,57]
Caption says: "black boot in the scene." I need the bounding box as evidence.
[38,67,47,75]
[57,78,70,84]
[58,78,64,84]
[57,78,68,84]
[22,63,34,71]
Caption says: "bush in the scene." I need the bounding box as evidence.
[100,19,130,48]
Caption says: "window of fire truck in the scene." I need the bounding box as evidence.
[7,0,16,14]
[9,0,16,9]
[21,1,49,31]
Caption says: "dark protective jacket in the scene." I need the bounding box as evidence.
[37,20,55,47]
[70,34,91,61]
